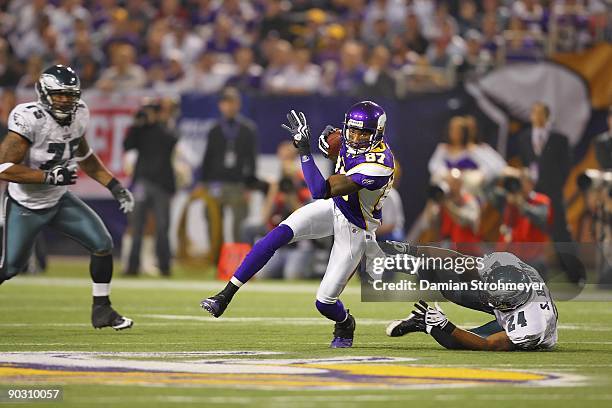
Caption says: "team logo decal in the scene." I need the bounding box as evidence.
[0,352,579,390]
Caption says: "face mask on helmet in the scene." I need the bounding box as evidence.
[344,126,376,155]
[36,66,81,124]
[478,265,533,312]
[342,101,386,155]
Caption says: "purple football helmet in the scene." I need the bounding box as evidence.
[343,101,387,154]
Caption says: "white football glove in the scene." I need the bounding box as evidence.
[318,125,339,158]
[414,300,450,334]
[109,182,135,213]
[281,110,311,155]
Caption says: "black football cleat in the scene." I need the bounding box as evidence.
[330,311,356,348]
[200,293,230,318]
[386,312,426,337]
[92,304,133,330]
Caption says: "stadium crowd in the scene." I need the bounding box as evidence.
[1,0,611,96]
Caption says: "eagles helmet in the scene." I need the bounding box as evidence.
[343,101,386,155]
[479,265,533,312]
[36,65,81,124]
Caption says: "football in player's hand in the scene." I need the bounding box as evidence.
[327,129,342,160]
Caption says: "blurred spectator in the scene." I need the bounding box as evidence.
[378,162,405,242]
[48,0,91,47]
[481,13,504,55]
[362,0,407,41]
[254,141,314,280]
[98,7,140,52]
[17,14,67,64]
[456,29,494,81]
[429,116,477,178]
[16,55,44,91]
[96,43,147,92]
[504,15,544,62]
[224,47,262,93]
[594,106,612,169]
[331,40,365,95]
[464,115,506,182]
[486,167,552,276]
[400,55,448,92]
[262,40,292,93]
[123,98,178,277]
[403,11,429,55]
[162,19,203,65]
[200,87,257,243]
[0,38,21,87]
[280,47,321,95]
[512,0,545,34]
[181,52,229,94]
[205,15,241,62]
[423,168,482,255]
[359,45,396,99]
[456,0,480,35]
[71,33,103,89]
[125,0,156,38]
[139,22,166,70]
[258,0,291,41]
[518,101,584,283]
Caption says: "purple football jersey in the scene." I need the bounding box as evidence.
[332,141,395,230]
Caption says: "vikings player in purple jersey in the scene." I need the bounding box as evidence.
[200,101,395,348]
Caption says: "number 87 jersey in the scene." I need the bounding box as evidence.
[7,100,89,210]
[333,140,395,232]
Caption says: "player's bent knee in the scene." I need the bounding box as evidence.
[315,293,338,305]
[91,234,114,255]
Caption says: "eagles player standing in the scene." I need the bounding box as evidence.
[201,101,395,348]
[0,65,135,330]
[384,243,558,351]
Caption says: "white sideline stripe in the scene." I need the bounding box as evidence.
[9,276,359,294]
[141,314,392,325]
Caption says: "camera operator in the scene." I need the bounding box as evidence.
[485,167,552,278]
[576,169,612,285]
[123,98,178,277]
[423,168,482,255]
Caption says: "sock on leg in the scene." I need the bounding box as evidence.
[315,299,348,322]
[232,224,294,285]
[91,254,113,305]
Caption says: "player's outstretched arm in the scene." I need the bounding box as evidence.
[76,137,134,213]
[0,132,76,185]
[413,301,515,351]
[448,328,515,351]
[75,137,113,185]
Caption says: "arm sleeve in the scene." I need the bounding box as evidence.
[7,107,35,143]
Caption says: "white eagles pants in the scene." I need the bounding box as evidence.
[280,199,378,304]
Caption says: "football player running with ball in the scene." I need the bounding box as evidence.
[201,101,395,348]
[383,242,558,351]
[0,65,134,330]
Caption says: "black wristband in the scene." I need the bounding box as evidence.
[430,322,462,350]
[106,178,121,192]
[440,320,456,335]
[409,244,418,257]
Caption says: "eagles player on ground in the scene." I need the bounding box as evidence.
[383,243,558,351]
[201,101,395,348]
[0,65,135,330]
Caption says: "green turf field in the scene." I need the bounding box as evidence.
[1,258,611,408]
